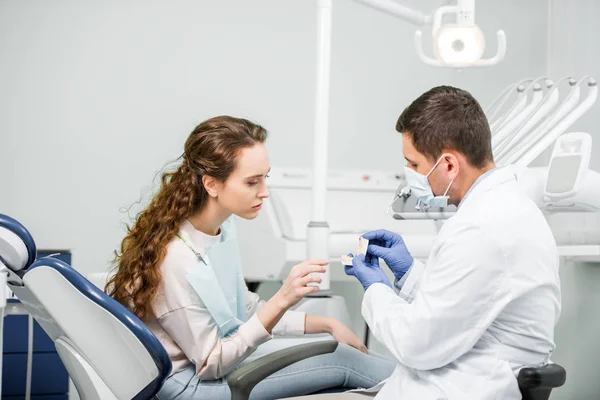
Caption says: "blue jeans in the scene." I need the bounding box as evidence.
[156,338,395,400]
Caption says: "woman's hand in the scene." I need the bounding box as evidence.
[259,260,328,333]
[329,320,369,354]
[274,259,329,309]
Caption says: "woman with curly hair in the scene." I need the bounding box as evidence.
[106,116,394,399]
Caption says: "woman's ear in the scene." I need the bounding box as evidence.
[202,175,218,198]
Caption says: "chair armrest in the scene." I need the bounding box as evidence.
[227,340,338,400]
[517,363,567,389]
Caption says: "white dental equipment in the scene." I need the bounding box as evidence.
[491,78,549,136]
[492,79,552,155]
[496,84,545,140]
[499,77,582,164]
[351,0,506,68]
[494,78,564,162]
[486,79,530,122]
[490,86,528,133]
[508,77,598,167]
[544,132,592,203]
[489,78,534,132]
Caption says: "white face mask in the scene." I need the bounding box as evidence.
[402,155,454,211]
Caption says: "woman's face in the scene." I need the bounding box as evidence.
[215,143,270,219]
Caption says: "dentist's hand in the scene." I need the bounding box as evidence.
[344,253,391,291]
[362,229,414,281]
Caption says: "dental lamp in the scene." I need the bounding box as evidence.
[418,0,506,68]
[356,0,506,68]
[309,0,506,292]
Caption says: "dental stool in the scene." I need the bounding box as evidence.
[517,363,566,400]
[0,214,172,399]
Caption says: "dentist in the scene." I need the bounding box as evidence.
[345,86,561,399]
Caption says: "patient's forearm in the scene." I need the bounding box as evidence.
[257,294,288,333]
[304,314,334,334]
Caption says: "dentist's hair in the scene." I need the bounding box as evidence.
[396,85,494,168]
[106,116,268,321]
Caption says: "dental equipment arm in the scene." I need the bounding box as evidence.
[488,77,538,129]
[508,77,598,167]
[493,82,545,145]
[494,78,568,162]
[487,80,528,120]
[493,78,558,156]
[510,79,582,160]
[491,84,529,132]
[351,0,431,25]
[492,77,550,134]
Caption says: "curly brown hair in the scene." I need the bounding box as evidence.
[105,116,268,321]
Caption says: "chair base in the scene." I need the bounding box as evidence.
[521,387,552,400]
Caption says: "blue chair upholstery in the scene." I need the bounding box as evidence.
[0,214,36,270]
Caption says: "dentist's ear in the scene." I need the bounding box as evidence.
[202,175,219,198]
[442,152,460,180]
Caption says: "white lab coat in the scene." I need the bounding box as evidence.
[362,167,561,400]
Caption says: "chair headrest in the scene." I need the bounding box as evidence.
[0,214,37,271]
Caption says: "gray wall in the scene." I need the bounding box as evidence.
[546,1,600,399]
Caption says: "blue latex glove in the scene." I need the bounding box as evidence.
[344,253,391,291]
[362,229,414,280]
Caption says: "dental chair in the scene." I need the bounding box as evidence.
[0,214,566,400]
[0,213,172,399]
[0,214,345,399]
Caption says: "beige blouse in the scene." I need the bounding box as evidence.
[147,219,306,379]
